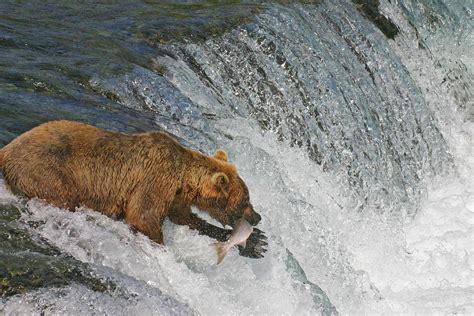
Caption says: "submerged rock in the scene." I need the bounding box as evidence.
[285,249,339,316]
[0,203,113,297]
[352,0,399,39]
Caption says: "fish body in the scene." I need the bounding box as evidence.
[215,218,253,264]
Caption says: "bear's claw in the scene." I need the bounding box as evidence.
[237,228,268,258]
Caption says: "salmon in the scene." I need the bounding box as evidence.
[215,218,253,264]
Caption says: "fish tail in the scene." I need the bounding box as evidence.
[215,242,229,265]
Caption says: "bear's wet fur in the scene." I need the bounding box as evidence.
[0,120,262,244]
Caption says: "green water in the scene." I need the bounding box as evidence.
[0,1,267,146]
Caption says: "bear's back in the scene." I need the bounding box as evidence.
[0,120,185,214]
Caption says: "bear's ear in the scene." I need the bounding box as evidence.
[214,149,228,162]
[211,172,229,191]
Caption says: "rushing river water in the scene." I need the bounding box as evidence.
[0,1,473,314]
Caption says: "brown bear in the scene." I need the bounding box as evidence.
[0,120,266,257]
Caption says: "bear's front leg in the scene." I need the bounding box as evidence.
[168,207,229,242]
[169,207,267,258]
[126,214,164,244]
[126,191,166,244]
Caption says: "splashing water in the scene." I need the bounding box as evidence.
[1,0,473,315]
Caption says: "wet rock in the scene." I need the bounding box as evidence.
[352,0,399,39]
[0,204,115,297]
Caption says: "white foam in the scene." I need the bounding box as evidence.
[341,121,474,315]
[11,196,318,315]
[1,284,194,315]
[0,178,17,204]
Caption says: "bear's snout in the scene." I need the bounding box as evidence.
[243,206,261,226]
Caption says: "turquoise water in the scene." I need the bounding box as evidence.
[0,1,265,144]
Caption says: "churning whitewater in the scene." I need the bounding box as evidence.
[1,0,473,315]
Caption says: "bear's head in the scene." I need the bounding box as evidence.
[191,149,262,228]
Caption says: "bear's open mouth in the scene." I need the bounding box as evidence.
[228,215,242,228]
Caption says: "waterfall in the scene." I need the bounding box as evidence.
[1,0,472,314]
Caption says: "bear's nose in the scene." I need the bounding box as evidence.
[242,206,261,226]
[251,212,261,225]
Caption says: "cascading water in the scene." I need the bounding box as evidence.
[1,0,472,314]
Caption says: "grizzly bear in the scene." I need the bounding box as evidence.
[0,120,266,257]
